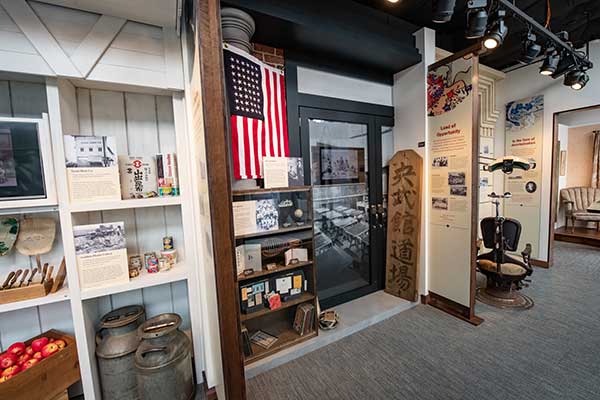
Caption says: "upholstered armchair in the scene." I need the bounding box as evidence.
[560,187,600,232]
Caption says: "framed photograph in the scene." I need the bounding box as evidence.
[319,146,364,184]
[0,117,56,208]
[64,135,117,168]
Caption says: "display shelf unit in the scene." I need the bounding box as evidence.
[237,260,313,282]
[68,196,182,213]
[0,285,70,314]
[233,187,318,365]
[80,265,188,300]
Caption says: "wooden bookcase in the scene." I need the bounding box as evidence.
[233,187,319,364]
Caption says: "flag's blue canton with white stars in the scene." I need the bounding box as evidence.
[224,49,264,120]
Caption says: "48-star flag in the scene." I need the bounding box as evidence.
[224,46,289,180]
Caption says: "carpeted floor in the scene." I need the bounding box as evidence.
[246,242,600,400]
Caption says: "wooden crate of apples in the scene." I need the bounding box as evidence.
[0,330,80,400]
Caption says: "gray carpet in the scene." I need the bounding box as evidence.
[247,241,600,400]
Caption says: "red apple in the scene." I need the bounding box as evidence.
[1,365,20,377]
[22,358,39,370]
[31,337,49,353]
[54,339,66,350]
[0,375,11,383]
[32,352,43,361]
[7,342,25,357]
[25,346,34,356]
[16,353,31,366]
[41,342,59,358]
[0,353,17,369]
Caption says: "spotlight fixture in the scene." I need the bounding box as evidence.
[564,69,589,90]
[386,0,400,3]
[465,9,489,39]
[483,10,507,50]
[432,0,456,23]
[539,49,560,76]
[519,32,541,64]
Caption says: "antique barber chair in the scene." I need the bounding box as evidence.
[476,157,535,309]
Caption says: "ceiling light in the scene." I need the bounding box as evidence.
[520,32,541,64]
[564,69,589,90]
[432,0,456,23]
[465,9,488,39]
[539,50,560,76]
[483,10,507,50]
[386,0,400,2]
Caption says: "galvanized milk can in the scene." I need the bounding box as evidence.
[96,305,146,400]
[134,313,195,400]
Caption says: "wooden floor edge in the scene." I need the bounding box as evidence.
[424,293,484,326]
[203,371,218,400]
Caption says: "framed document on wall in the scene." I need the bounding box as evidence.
[0,116,56,209]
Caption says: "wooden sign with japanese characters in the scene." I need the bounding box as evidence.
[385,150,422,302]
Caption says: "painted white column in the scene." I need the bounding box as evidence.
[392,27,436,296]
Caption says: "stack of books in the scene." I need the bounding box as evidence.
[293,303,315,336]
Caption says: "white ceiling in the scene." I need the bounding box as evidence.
[36,0,181,27]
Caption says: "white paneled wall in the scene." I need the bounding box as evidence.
[0,80,72,352]
[70,87,191,330]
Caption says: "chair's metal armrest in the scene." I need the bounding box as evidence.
[521,243,533,275]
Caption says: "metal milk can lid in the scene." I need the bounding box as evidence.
[96,305,146,359]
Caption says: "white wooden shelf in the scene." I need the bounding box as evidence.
[0,286,70,314]
[80,265,188,300]
[69,196,182,213]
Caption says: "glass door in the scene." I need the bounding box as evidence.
[300,107,389,309]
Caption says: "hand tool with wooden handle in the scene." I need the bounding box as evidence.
[18,269,29,287]
[52,257,67,293]
[2,271,14,289]
[45,265,54,284]
[40,263,48,284]
[27,268,38,286]
[8,269,22,289]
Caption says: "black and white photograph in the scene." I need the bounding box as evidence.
[432,197,449,210]
[74,222,126,255]
[0,132,18,187]
[448,171,466,186]
[287,157,304,186]
[64,135,117,168]
[450,186,468,196]
[525,181,537,193]
[432,156,448,167]
[320,148,359,181]
[256,199,279,232]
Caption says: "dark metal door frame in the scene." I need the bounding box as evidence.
[299,107,393,309]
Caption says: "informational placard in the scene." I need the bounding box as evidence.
[74,222,129,289]
[263,157,289,189]
[427,54,478,311]
[385,150,422,302]
[504,95,543,257]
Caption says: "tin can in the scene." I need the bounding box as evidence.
[160,249,177,267]
[144,252,159,273]
[158,257,171,272]
[163,236,174,250]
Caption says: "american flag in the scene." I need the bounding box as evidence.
[224,46,289,180]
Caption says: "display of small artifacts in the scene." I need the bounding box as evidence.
[63,135,121,203]
[266,292,281,310]
[0,122,47,201]
[144,251,159,273]
[293,303,316,336]
[158,257,171,272]
[156,153,180,196]
[285,248,308,265]
[287,157,304,186]
[250,330,278,349]
[235,244,262,276]
[277,191,308,228]
[160,249,177,269]
[128,255,142,278]
[163,235,174,250]
[240,279,269,314]
[119,156,158,199]
[263,157,289,189]
[74,222,129,289]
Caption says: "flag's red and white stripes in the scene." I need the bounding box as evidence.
[231,65,289,180]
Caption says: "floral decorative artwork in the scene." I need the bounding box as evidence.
[427,63,473,117]
[506,95,544,131]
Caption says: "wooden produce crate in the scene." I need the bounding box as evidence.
[0,330,80,400]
